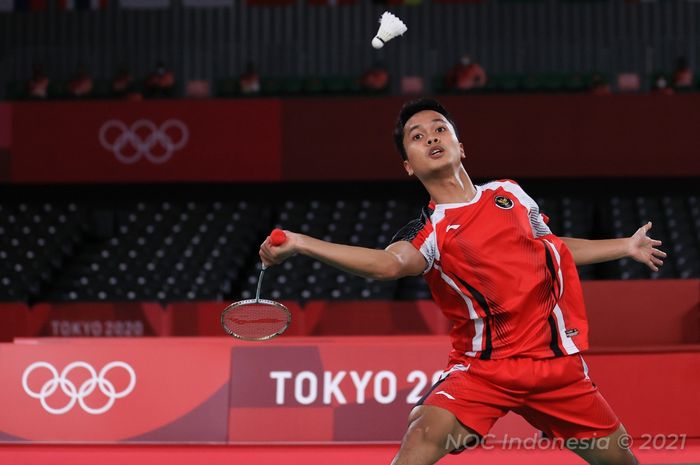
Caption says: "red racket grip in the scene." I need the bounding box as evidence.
[270,228,287,246]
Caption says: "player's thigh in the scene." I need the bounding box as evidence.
[403,405,480,450]
[567,424,638,465]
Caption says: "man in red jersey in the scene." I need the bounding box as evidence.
[259,99,666,465]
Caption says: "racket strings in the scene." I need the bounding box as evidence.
[222,302,289,340]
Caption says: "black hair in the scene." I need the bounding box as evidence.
[393,98,459,161]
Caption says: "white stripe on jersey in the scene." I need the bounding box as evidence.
[418,207,446,274]
[480,180,552,238]
[579,355,590,380]
[543,238,577,354]
[435,264,483,356]
[419,230,437,274]
[543,239,564,298]
[439,363,471,381]
[552,303,580,354]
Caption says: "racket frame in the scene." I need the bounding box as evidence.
[220,298,291,341]
[221,242,291,341]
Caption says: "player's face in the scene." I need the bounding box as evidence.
[402,110,465,179]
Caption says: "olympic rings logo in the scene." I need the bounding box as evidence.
[22,361,137,415]
[98,119,189,164]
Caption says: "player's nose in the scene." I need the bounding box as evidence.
[427,137,439,145]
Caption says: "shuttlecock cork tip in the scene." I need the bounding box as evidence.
[372,37,384,49]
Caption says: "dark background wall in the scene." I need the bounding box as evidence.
[2,0,700,95]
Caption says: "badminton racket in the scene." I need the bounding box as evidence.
[220,228,291,341]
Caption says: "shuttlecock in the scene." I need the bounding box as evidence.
[372,12,407,49]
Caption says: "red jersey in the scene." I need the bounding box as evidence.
[393,179,589,361]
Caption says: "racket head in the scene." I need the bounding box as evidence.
[220,298,291,341]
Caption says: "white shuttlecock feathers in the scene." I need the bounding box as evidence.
[372,12,407,49]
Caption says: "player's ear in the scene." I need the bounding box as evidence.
[459,142,466,160]
[403,160,414,176]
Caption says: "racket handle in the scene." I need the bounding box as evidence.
[270,228,287,246]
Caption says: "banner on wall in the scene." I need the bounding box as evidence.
[227,337,700,443]
[10,100,282,183]
[0,337,698,443]
[7,96,700,183]
[24,302,168,338]
[0,338,231,442]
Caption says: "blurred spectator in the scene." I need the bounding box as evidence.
[401,76,424,95]
[239,61,261,95]
[616,73,640,93]
[186,80,210,98]
[27,64,49,99]
[146,61,175,98]
[653,74,674,96]
[445,54,487,91]
[360,61,389,92]
[68,64,94,98]
[673,57,693,90]
[111,64,139,100]
[590,73,611,95]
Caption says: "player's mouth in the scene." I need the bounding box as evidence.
[428,146,444,159]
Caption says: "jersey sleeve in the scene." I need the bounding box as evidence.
[504,180,552,238]
[390,207,436,274]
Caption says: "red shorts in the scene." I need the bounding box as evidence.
[419,354,620,440]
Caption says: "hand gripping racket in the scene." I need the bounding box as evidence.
[221,229,291,341]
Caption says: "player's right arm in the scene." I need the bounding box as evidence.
[259,231,426,280]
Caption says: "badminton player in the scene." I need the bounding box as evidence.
[259,98,666,465]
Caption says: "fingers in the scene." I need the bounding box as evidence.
[647,253,665,272]
[641,221,652,233]
[259,238,278,267]
[651,239,662,246]
[259,247,274,268]
[652,248,667,258]
[647,255,660,272]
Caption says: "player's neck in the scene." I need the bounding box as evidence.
[424,168,477,205]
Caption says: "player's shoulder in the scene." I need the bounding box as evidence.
[478,179,540,211]
[479,178,532,197]
[391,205,434,244]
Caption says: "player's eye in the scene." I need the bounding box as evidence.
[436,126,446,133]
[412,133,423,141]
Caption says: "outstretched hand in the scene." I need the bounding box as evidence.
[627,222,667,272]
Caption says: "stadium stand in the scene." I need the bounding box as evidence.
[1,182,698,304]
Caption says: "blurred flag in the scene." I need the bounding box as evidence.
[182,0,231,6]
[59,0,108,9]
[0,0,47,10]
[119,0,169,8]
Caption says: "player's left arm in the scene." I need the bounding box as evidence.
[561,221,667,271]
